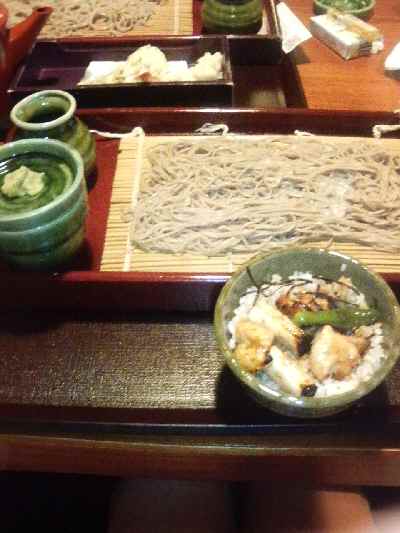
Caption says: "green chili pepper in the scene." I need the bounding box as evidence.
[292,306,380,329]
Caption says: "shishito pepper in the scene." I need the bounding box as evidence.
[292,306,380,330]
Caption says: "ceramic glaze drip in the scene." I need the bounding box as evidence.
[202,0,263,34]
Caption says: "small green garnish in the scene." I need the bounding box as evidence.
[292,306,380,330]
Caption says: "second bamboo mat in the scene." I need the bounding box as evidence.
[32,0,194,38]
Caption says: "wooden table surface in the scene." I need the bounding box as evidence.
[2,1,400,485]
[1,309,400,486]
[286,0,400,111]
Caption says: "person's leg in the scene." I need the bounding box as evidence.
[107,479,237,533]
[366,487,400,533]
[239,483,378,533]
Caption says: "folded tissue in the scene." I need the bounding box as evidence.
[276,2,312,54]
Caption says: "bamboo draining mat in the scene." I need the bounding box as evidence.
[100,134,400,275]
[34,0,193,38]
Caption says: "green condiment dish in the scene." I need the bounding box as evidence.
[10,90,96,178]
[0,138,88,271]
[313,0,375,20]
[214,247,400,418]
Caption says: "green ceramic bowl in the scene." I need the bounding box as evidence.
[313,0,375,20]
[214,247,400,418]
[0,138,88,270]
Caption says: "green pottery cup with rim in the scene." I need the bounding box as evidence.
[214,247,400,418]
[0,137,88,270]
[10,89,96,178]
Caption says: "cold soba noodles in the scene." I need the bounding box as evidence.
[7,0,163,37]
[131,135,400,256]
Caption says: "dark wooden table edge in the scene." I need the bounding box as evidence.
[0,401,399,440]
[2,430,400,484]
[2,271,400,312]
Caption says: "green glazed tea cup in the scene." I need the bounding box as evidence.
[0,138,88,270]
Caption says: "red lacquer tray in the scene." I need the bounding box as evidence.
[2,107,400,313]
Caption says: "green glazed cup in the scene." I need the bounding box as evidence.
[214,247,400,418]
[10,90,96,178]
[202,0,263,34]
[4,224,86,270]
[0,138,88,270]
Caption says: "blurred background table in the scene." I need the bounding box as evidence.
[286,0,400,111]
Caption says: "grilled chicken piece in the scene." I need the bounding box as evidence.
[318,275,357,303]
[265,346,315,397]
[234,343,269,373]
[236,319,274,350]
[276,290,330,317]
[310,325,363,381]
[348,329,371,355]
[248,296,303,354]
[234,319,274,373]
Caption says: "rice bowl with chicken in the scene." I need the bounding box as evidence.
[214,248,400,417]
[228,272,384,399]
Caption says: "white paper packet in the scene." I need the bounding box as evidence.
[276,2,312,53]
[385,42,400,71]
